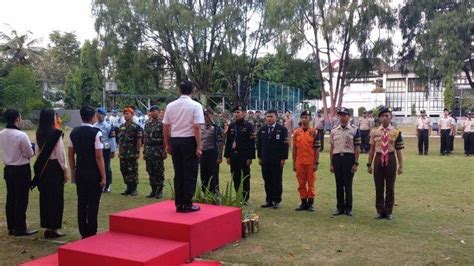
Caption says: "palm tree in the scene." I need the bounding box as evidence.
[0,28,44,67]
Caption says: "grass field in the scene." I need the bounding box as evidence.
[0,131,473,265]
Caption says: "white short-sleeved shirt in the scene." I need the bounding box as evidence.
[0,128,34,166]
[163,95,204,137]
[68,123,104,149]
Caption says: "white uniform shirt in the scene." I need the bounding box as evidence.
[463,119,474,133]
[416,116,431,130]
[439,117,452,130]
[0,128,34,166]
[163,95,205,137]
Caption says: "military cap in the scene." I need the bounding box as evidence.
[443,108,449,112]
[337,107,350,115]
[420,109,426,113]
[300,110,311,117]
[232,105,245,112]
[97,107,107,115]
[363,110,367,114]
[149,105,160,112]
[378,106,392,117]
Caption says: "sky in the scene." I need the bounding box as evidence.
[0,0,97,46]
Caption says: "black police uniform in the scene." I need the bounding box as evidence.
[257,123,289,207]
[224,113,255,202]
[70,126,103,238]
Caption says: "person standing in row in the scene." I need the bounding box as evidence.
[357,111,372,154]
[284,112,294,147]
[118,108,143,196]
[448,112,456,154]
[416,110,431,155]
[143,105,167,198]
[95,108,116,193]
[35,109,67,238]
[367,107,404,220]
[68,105,106,238]
[200,108,225,193]
[313,110,325,152]
[0,109,37,236]
[462,111,474,156]
[438,109,453,156]
[163,80,204,213]
[293,111,320,212]
[330,108,361,216]
[224,105,255,203]
[257,110,289,209]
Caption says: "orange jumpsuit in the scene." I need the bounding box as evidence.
[293,127,320,199]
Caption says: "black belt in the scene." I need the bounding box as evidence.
[418,129,429,131]
[376,152,395,155]
[334,153,354,157]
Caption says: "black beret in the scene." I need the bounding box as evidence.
[378,106,392,117]
[420,109,426,113]
[363,110,367,114]
[443,108,449,112]
[300,110,311,117]
[232,105,245,112]
[337,107,350,115]
[149,105,160,112]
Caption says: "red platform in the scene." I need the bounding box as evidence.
[58,231,189,266]
[20,254,58,266]
[181,260,222,266]
[110,200,242,257]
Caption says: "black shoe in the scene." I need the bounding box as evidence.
[45,230,66,239]
[177,205,201,213]
[155,190,163,199]
[129,184,138,196]
[261,202,273,208]
[14,229,38,236]
[295,199,308,211]
[306,198,315,212]
[332,209,345,216]
[273,202,281,209]
[385,214,393,220]
[8,230,15,236]
[345,210,353,216]
[375,213,385,220]
[121,184,131,195]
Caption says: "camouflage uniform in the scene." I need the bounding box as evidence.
[144,117,166,198]
[118,121,143,193]
[253,116,265,133]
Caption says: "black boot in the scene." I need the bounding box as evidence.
[146,185,157,198]
[295,198,308,211]
[129,183,138,196]
[121,184,131,196]
[307,198,315,212]
[155,186,163,199]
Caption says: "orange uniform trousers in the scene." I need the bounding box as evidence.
[296,164,316,199]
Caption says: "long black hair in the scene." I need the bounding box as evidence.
[36,109,56,149]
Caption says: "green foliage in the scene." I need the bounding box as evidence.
[444,75,454,109]
[0,29,44,68]
[411,103,416,116]
[193,175,247,208]
[0,66,48,115]
[358,106,367,117]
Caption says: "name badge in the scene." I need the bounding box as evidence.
[232,141,237,149]
[276,134,280,140]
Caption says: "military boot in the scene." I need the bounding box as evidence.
[295,198,307,211]
[155,186,163,199]
[129,183,138,196]
[121,184,131,196]
[307,198,315,212]
[146,185,157,198]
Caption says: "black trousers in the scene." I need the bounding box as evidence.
[230,155,251,202]
[374,153,397,215]
[332,153,355,212]
[170,137,198,207]
[464,132,474,155]
[200,148,219,193]
[318,129,325,152]
[450,134,455,152]
[76,176,102,238]
[103,149,112,188]
[417,129,429,154]
[360,130,370,153]
[261,162,283,204]
[4,164,31,233]
[440,129,451,154]
[39,160,64,230]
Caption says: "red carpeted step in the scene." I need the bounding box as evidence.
[58,231,189,266]
[110,200,241,258]
[20,253,58,266]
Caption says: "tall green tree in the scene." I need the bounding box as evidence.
[399,0,473,88]
[0,29,44,69]
[267,0,397,116]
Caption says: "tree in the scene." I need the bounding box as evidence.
[0,29,44,69]
[267,0,397,117]
[400,0,473,88]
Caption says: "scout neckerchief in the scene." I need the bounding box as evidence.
[381,127,389,166]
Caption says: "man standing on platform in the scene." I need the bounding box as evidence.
[367,107,404,220]
[257,110,289,209]
[330,108,361,216]
[69,106,106,238]
[313,110,325,152]
[163,80,204,213]
[357,110,371,154]
[95,108,117,193]
[416,110,431,155]
[143,105,167,198]
[118,108,143,196]
[462,111,474,156]
[0,109,37,236]
[224,105,256,203]
[293,111,320,212]
[438,109,453,156]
